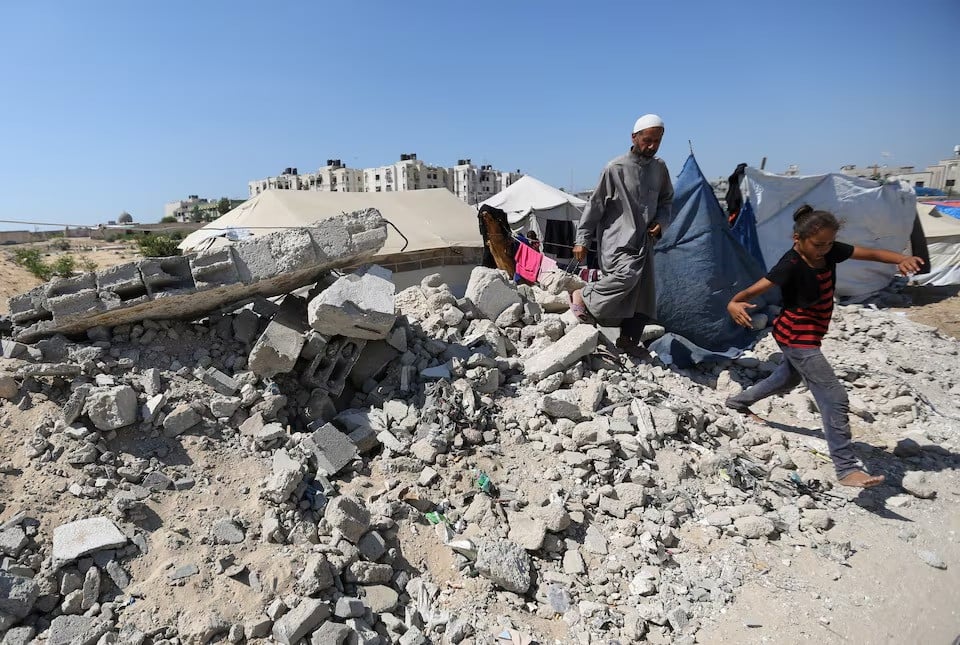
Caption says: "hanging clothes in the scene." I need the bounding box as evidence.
[514,241,543,283]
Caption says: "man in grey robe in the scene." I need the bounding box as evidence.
[571,114,673,357]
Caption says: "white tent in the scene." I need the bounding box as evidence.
[741,168,916,298]
[480,175,585,236]
[180,188,480,255]
[913,203,960,286]
[179,188,483,292]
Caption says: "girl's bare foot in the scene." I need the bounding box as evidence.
[838,470,885,488]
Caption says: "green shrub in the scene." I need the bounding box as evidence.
[81,258,98,272]
[51,255,77,277]
[13,248,53,280]
[136,234,182,257]
[48,237,70,251]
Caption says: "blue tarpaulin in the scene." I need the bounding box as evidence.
[650,155,773,366]
[730,199,765,268]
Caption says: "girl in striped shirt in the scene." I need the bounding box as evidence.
[726,205,924,488]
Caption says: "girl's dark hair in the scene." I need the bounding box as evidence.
[793,204,841,239]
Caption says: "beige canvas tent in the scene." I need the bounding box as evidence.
[179,189,483,291]
[914,203,960,286]
[180,188,483,291]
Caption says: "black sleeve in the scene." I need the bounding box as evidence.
[828,241,855,263]
[765,251,797,286]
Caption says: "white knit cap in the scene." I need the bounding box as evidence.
[633,114,665,134]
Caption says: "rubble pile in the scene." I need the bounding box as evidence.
[1,249,959,644]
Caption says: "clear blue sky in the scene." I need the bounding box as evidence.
[1,0,957,230]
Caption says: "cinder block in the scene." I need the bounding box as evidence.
[139,256,195,297]
[189,247,241,290]
[302,423,357,476]
[97,264,149,310]
[301,337,367,396]
[45,274,103,319]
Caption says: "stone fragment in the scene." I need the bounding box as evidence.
[211,518,246,544]
[303,423,357,476]
[52,517,127,564]
[271,598,331,645]
[734,516,777,539]
[263,449,303,504]
[475,540,531,593]
[162,404,202,437]
[507,513,547,551]
[0,571,39,619]
[465,267,523,322]
[308,265,397,340]
[249,319,307,378]
[524,324,599,382]
[46,616,109,645]
[84,386,138,430]
[324,495,370,543]
[902,471,936,499]
[0,373,18,400]
[361,584,399,612]
[918,549,947,570]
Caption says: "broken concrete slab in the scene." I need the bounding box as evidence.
[465,267,523,322]
[303,423,357,476]
[52,517,127,565]
[272,598,331,645]
[249,318,307,379]
[10,210,388,342]
[46,615,110,645]
[0,571,39,619]
[524,324,599,382]
[308,264,397,340]
[475,540,532,593]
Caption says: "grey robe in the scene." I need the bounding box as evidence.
[575,149,673,325]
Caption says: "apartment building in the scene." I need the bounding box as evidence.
[248,154,521,203]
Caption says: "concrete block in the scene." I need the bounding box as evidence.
[311,622,352,645]
[200,367,239,395]
[46,615,110,645]
[347,340,400,389]
[1,339,29,359]
[189,246,241,290]
[44,274,103,319]
[308,265,397,340]
[234,228,319,284]
[324,495,370,543]
[7,285,49,325]
[249,320,307,379]
[465,267,522,321]
[524,324,599,382]
[232,308,262,344]
[263,449,302,504]
[0,571,39,619]
[96,263,149,310]
[303,423,357,476]
[162,404,202,437]
[0,373,19,401]
[301,337,366,396]
[52,517,127,565]
[139,256,195,297]
[271,598,331,645]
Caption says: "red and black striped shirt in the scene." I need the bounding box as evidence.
[767,242,854,347]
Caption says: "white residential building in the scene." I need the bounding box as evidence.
[841,147,960,195]
[164,195,209,220]
[248,154,522,203]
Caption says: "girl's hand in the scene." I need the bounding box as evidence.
[727,301,757,328]
[897,256,925,275]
